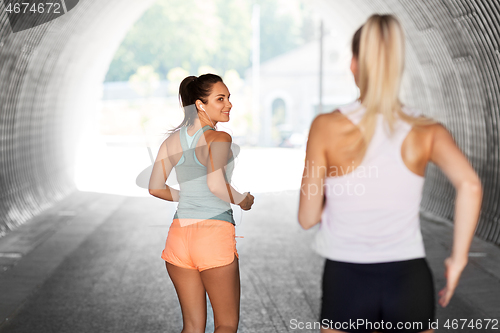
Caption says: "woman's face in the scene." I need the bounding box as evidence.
[197,81,232,124]
[350,56,359,87]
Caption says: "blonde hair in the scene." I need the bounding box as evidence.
[349,14,438,155]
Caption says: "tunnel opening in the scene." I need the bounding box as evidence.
[75,0,348,197]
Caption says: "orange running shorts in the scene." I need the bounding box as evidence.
[161,218,239,272]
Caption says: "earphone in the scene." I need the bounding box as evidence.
[199,104,216,129]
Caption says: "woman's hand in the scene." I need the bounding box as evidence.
[429,123,482,308]
[238,192,254,210]
[438,256,467,307]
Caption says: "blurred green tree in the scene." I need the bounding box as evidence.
[104,0,316,83]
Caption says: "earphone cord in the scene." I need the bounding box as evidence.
[237,205,243,225]
[234,191,245,238]
[202,109,216,129]
[234,196,244,238]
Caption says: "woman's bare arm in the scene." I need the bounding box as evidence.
[148,139,180,202]
[429,123,483,307]
[298,114,328,229]
[206,131,251,208]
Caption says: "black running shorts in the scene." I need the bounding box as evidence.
[320,258,435,333]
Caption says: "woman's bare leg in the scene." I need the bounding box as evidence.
[166,262,207,333]
[200,255,240,333]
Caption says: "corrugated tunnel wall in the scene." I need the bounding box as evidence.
[0,0,499,244]
[0,0,156,237]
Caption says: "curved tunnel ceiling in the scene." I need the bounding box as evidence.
[0,0,499,245]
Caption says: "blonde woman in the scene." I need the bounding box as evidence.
[298,15,483,333]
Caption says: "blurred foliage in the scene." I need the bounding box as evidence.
[104,0,316,82]
[256,0,315,63]
[129,65,160,97]
[166,67,190,95]
[223,69,244,92]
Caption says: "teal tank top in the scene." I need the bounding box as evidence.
[173,125,235,224]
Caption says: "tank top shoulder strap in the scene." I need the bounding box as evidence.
[180,125,214,150]
[179,126,190,152]
[178,125,213,165]
[338,100,365,125]
[391,109,414,148]
[189,125,213,160]
[191,125,215,149]
[393,106,416,138]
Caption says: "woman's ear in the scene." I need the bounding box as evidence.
[350,57,357,76]
[350,57,359,85]
[195,99,202,111]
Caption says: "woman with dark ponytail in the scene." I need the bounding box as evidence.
[149,73,254,333]
[299,14,482,333]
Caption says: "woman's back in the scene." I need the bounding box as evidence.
[313,101,435,263]
[322,101,432,180]
[169,125,235,226]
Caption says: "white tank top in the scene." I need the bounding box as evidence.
[312,100,426,263]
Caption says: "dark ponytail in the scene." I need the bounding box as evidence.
[168,73,223,134]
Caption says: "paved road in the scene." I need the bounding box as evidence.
[0,190,498,333]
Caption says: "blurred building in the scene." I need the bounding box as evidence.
[245,32,358,147]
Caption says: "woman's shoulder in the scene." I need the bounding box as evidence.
[399,105,444,155]
[209,127,232,142]
[338,99,362,113]
[306,111,353,146]
[311,106,356,130]
[401,104,422,117]
[205,129,232,144]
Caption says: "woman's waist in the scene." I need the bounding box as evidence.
[319,211,422,242]
[315,219,424,253]
[174,208,234,224]
[321,206,421,224]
